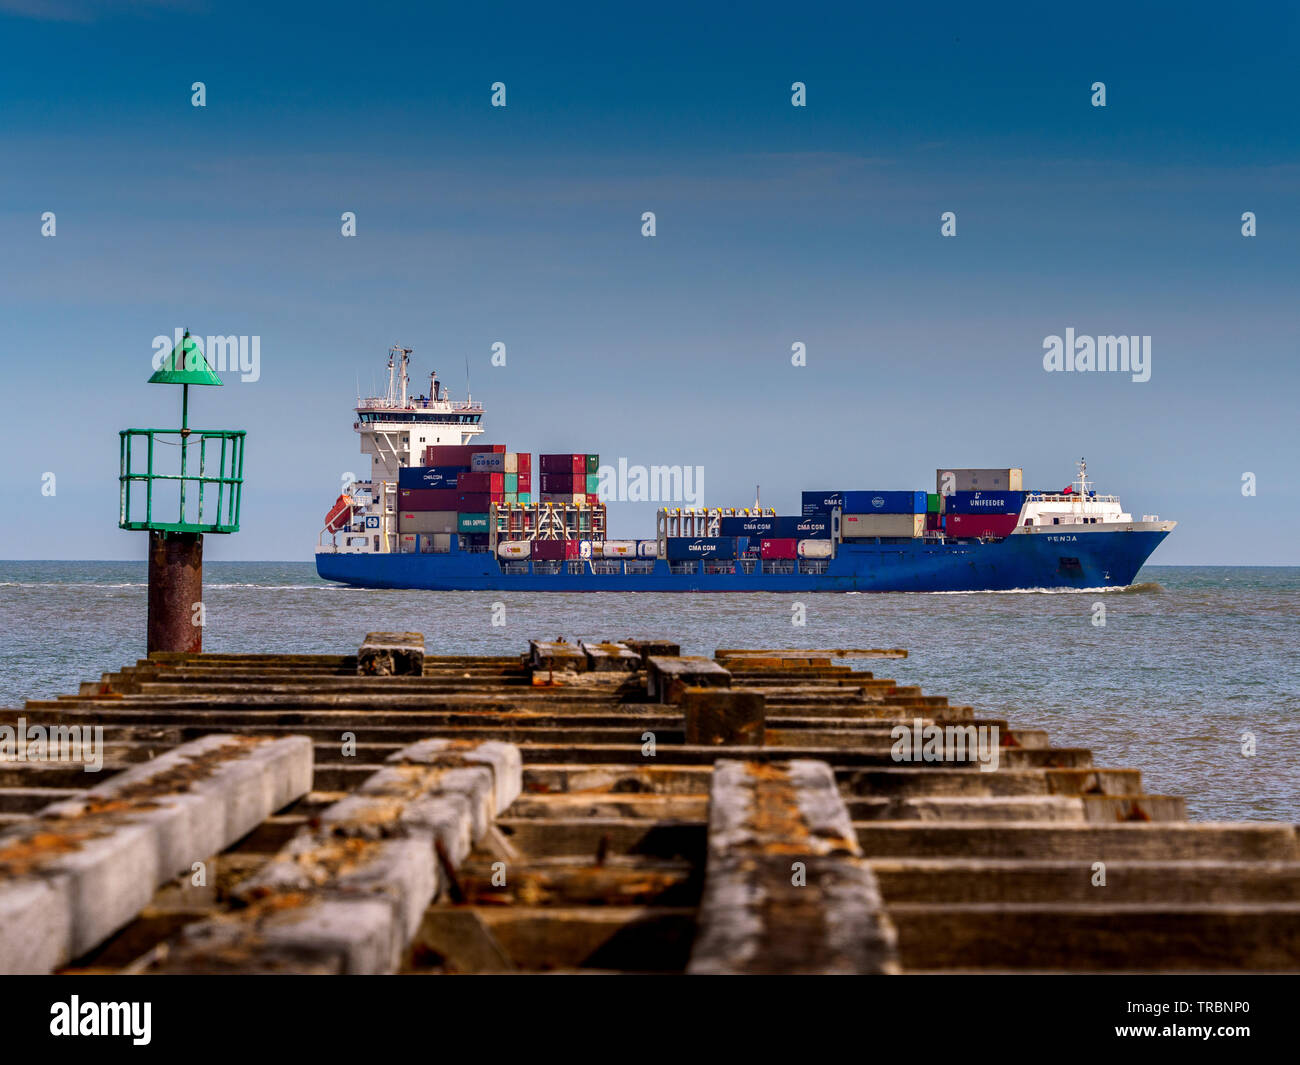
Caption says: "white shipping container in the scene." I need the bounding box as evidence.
[797,539,833,559]
[936,468,1023,495]
[399,510,458,534]
[636,540,659,559]
[497,540,532,559]
[504,452,519,474]
[601,540,636,558]
[841,513,925,538]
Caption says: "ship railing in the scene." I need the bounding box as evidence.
[798,560,829,575]
[1026,492,1121,503]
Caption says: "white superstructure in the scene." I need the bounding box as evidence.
[1016,459,1174,538]
[323,345,485,554]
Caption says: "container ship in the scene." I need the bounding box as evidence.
[315,347,1175,592]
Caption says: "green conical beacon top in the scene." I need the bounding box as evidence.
[148,330,223,386]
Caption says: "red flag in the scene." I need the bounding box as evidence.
[1061,485,1074,495]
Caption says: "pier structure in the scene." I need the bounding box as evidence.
[2,636,1298,974]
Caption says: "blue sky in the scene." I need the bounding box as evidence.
[1,1,1296,562]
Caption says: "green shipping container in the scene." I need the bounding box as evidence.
[585,473,600,494]
[927,493,940,514]
[585,454,600,474]
[457,513,490,533]
[504,472,518,493]
[503,492,518,505]
[517,492,531,505]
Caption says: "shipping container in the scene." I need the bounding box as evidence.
[456,471,503,493]
[945,490,1026,514]
[516,452,532,472]
[600,540,637,558]
[801,491,844,515]
[585,454,600,474]
[471,452,506,472]
[428,444,506,466]
[841,513,925,538]
[539,454,578,474]
[420,533,452,554]
[571,455,586,474]
[935,468,1024,495]
[503,472,518,494]
[503,492,518,505]
[925,513,942,532]
[719,515,802,538]
[797,539,834,559]
[636,540,658,559]
[457,513,490,533]
[456,492,491,512]
[517,492,532,505]
[585,473,600,495]
[760,537,798,560]
[398,534,417,554]
[398,487,460,511]
[540,472,581,493]
[842,490,928,514]
[665,536,737,561]
[927,493,941,514]
[517,473,532,492]
[398,466,465,490]
[398,510,458,534]
[531,538,579,561]
[795,514,832,539]
[944,513,1019,539]
[497,540,531,559]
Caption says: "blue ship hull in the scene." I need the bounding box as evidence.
[316,529,1170,592]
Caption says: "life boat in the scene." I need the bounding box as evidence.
[324,493,356,533]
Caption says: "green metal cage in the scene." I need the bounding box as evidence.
[119,427,246,533]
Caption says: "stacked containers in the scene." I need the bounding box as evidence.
[538,454,598,505]
[840,490,927,539]
[943,490,1026,538]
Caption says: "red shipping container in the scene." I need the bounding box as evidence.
[760,538,798,560]
[457,492,491,512]
[540,472,580,493]
[945,513,1019,538]
[925,513,942,532]
[516,453,532,472]
[531,538,578,561]
[458,471,504,493]
[517,472,532,490]
[399,488,460,510]
[538,455,579,475]
[428,443,505,466]
[571,455,586,474]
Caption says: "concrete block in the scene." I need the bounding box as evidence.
[579,641,641,672]
[358,632,425,676]
[682,687,766,745]
[389,739,522,817]
[646,655,730,703]
[0,875,73,975]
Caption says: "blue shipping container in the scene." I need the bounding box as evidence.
[946,490,1027,514]
[397,465,466,490]
[718,516,801,538]
[801,491,844,514]
[795,515,832,539]
[842,490,927,514]
[665,536,737,561]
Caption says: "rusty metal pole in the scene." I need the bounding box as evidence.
[147,530,203,654]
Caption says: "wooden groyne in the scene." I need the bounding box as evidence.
[1,635,1298,974]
